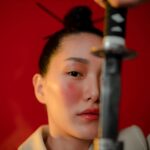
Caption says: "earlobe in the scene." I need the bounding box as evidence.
[32,74,46,104]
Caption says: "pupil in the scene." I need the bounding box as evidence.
[72,71,78,76]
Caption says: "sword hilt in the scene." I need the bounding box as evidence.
[92,1,137,59]
[104,2,127,49]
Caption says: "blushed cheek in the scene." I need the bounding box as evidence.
[60,80,82,106]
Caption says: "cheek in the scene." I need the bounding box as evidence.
[60,80,82,106]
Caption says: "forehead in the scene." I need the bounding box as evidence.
[45,33,103,75]
[47,33,103,70]
[58,32,103,57]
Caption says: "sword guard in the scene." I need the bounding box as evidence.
[91,46,137,59]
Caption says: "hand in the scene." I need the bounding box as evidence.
[95,0,149,8]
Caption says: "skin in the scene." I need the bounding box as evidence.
[95,0,149,8]
[33,33,103,150]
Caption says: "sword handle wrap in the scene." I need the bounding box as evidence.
[105,2,127,38]
[103,2,128,50]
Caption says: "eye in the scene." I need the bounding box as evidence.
[67,71,82,78]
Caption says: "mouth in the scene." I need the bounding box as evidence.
[77,108,99,121]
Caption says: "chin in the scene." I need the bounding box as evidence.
[75,125,98,140]
[83,130,98,140]
[78,133,98,140]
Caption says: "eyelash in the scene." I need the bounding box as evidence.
[67,71,83,78]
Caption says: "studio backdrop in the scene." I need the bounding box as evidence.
[0,0,150,149]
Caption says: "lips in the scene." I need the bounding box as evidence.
[77,108,99,121]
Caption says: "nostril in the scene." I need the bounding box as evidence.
[96,98,100,103]
[87,95,100,103]
[87,97,92,101]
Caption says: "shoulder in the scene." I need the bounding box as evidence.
[18,125,49,150]
[119,125,149,150]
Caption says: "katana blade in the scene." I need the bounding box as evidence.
[93,1,137,150]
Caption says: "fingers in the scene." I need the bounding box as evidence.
[94,0,149,8]
[94,0,106,8]
[94,0,126,8]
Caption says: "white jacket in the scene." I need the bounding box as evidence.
[18,125,150,150]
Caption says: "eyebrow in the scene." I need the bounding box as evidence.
[65,57,89,64]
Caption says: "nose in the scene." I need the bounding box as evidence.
[85,77,100,103]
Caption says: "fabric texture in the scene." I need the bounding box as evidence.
[147,134,150,150]
[118,125,148,150]
[18,125,48,150]
[18,125,149,150]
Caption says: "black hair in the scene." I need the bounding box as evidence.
[39,6,103,76]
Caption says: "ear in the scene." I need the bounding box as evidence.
[32,73,46,104]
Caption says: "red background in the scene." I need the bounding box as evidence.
[0,0,150,149]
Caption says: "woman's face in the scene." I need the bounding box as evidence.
[36,33,103,140]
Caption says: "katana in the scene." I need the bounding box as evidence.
[92,1,137,150]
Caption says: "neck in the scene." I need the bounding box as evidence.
[46,131,92,150]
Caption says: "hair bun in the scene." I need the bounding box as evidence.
[64,6,93,31]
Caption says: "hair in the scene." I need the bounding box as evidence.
[39,6,103,76]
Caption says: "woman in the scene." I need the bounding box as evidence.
[19,6,103,150]
[18,3,149,150]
